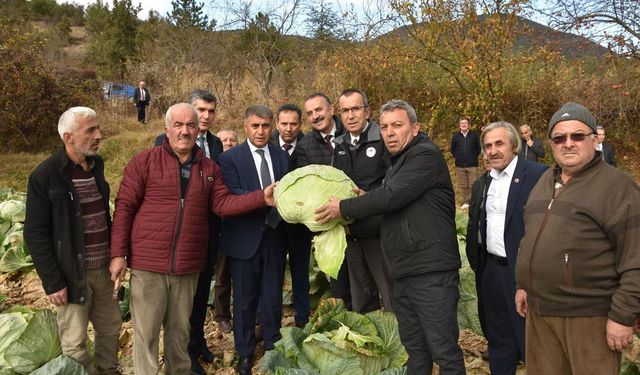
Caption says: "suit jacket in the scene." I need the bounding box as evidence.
[270,130,304,167]
[602,142,617,167]
[154,131,223,162]
[133,87,150,105]
[465,171,490,272]
[218,141,290,260]
[477,158,547,277]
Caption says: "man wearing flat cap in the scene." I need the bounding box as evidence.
[514,102,640,374]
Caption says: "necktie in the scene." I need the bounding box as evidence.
[324,134,333,151]
[141,89,145,101]
[282,143,292,152]
[353,138,359,146]
[197,135,206,151]
[256,149,280,228]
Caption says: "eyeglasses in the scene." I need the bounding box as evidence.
[338,106,367,115]
[550,132,593,145]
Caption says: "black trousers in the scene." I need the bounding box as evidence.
[136,102,147,123]
[393,270,466,375]
[187,247,215,357]
[329,261,351,310]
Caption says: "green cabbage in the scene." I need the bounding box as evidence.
[258,298,408,375]
[30,355,87,375]
[455,213,483,335]
[0,201,25,223]
[275,165,357,279]
[0,307,61,374]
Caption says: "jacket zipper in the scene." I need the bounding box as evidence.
[169,158,193,274]
[563,252,572,286]
[527,180,567,314]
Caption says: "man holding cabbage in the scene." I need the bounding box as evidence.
[315,99,466,374]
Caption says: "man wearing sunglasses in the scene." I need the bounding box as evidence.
[515,102,640,375]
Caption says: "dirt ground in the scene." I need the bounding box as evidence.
[2,271,638,374]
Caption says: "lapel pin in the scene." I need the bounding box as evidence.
[514,178,520,183]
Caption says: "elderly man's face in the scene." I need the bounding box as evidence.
[276,110,302,144]
[339,93,369,136]
[67,116,102,158]
[304,96,334,134]
[379,108,419,155]
[166,105,198,158]
[596,128,605,144]
[193,98,216,135]
[217,130,238,151]
[550,120,597,177]
[245,114,272,148]
[520,126,532,140]
[483,127,516,172]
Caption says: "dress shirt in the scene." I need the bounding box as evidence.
[485,155,518,257]
[248,141,275,188]
[278,136,297,155]
[197,133,210,159]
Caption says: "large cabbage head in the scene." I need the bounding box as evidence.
[275,165,357,231]
[275,165,358,278]
[0,200,26,223]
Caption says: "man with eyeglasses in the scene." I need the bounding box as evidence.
[514,102,640,375]
[332,88,393,314]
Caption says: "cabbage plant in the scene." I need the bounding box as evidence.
[275,165,357,279]
[259,298,408,375]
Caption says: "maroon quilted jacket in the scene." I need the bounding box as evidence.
[110,141,265,274]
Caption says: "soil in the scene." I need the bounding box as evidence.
[2,271,637,374]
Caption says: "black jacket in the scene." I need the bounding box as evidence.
[601,142,617,167]
[293,116,344,168]
[465,171,490,272]
[450,131,481,167]
[24,148,111,304]
[270,129,304,167]
[517,137,545,162]
[341,136,461,278]
[333,121,387,239]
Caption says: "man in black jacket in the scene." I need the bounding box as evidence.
[333,88,392,313]
[316,99,465,374]
[25,107,122,375]
[518,124,545,162]
[450,116,481,208]
[596,125,617,167]
[294,93,351,309]
[154,90,223,374]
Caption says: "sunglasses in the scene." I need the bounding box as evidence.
[550,132,593,145]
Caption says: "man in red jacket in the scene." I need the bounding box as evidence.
[109,103,275,374]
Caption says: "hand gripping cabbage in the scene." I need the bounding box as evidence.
[275,165,357,279]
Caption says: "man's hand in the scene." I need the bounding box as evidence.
[606,319,634,352]
[526,138,533,147]
[264,182,277,207]
[109,256,127,283]
[515,289,528,318]
[47,287,68,306]
[353,187,366,197]
[314,196,342,224]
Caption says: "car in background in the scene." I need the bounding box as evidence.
[102,82,135,101]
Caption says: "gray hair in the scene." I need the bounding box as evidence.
[519,124,531,132]
[189,89,217,105]
[58,107,97,140]
[379,99,418,123]
[481,121,521,154]
[244,105,273,122]
[165,103,198,129]
[216,128,238,138]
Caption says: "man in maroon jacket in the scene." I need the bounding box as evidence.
[109,103,275,374]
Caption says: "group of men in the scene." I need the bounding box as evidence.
[25,91,637,375]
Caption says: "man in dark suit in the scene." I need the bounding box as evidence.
[596,125,617,167]
[154,90,223,375]
[271,103,312,327]
[473,121,547,375]
[133,81,150,123]
[518,124,545,162]
[218,105,290,375]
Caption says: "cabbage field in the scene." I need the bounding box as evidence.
[1,189,638,374]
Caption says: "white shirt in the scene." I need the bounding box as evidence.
[247,141,275,188]
[350,122,369,145]
[197,133,210,159]
[278,136,297,155]
[596,142,603,152]
[320,124,337,146]
[486,155,519,257]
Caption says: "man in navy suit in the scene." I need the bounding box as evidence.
[133,81,150,123]
[217,105,290,375]
[473,121,547,375]
[270,103,312,327]
[154,90,223,375]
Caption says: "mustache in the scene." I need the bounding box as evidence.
[312,116,325,124]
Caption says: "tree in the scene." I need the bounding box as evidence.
[85,0,141,78]
[305,0,343,40]
[167,0,215,30]
[543,0,639,59]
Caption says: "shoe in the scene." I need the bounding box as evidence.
[217,319,232,334]
[460,203,469,209]
[190,358,205,375]
[236,356,253,375]
[201,347,215,363]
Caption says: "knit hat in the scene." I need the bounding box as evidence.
[548,102,597,137]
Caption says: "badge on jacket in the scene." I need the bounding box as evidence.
[366,147,376,157]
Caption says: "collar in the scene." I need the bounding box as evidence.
[320,122,337,139]
[248,141,269,154]
[278,136,297,148]
[490,155,518,179]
